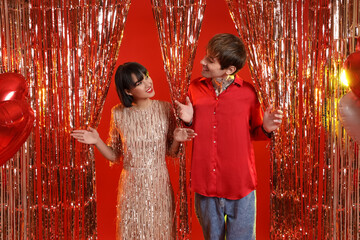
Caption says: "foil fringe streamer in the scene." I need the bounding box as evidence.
[226,0,360,239]
[151,0,206,239]
[0,0,131,239]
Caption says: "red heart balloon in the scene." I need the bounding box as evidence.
[0,73,34,165]
[0,72,28,101]
[338,91,360,145]
[343,51,360,98]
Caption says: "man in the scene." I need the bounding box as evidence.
[175,33,283,240]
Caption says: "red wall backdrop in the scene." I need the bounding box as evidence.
[96,1,270,239]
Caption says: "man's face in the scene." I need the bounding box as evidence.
[200,51,228,79]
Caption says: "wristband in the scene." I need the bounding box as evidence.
[261,125,273,138]
[184,119,193,127]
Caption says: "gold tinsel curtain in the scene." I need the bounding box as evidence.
[151,0,206,239]
[0,0,131,238]
[226,0,359,239]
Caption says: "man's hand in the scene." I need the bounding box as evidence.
[174,96,193,124]
[263,105,283,133]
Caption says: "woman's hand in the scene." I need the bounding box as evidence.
[173,128,197,142]
[174,96,193,124]
[71,127,100,145]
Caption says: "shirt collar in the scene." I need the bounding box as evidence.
[233,75,244,87]
[200,75,244,87]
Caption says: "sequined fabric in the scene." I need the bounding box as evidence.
[107,100,176,240]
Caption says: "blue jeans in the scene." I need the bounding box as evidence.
[195,191,256,240]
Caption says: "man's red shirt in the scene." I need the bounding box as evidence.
[188,75,269,200]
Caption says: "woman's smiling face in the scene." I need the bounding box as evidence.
[126,73,155,101]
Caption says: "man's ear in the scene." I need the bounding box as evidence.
[225,66,236,75]
[125,89,132,96]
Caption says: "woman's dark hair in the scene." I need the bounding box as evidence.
[114,62,148,107]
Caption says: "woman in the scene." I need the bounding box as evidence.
[71,62,196,239]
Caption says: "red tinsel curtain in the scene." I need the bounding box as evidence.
[226,0,360,239]
[151,0,206,239]
[0,0,131,238]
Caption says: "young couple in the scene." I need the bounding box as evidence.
[71,33,283,240]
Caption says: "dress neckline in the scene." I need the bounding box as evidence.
[130,99,155,112]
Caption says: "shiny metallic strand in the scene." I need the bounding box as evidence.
[0,1,34,239]
[150,0,206,239]
[326,1,360,239]
[0,0,131,239]
[226,0,359,239]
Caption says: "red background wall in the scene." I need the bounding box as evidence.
[96,1,270,239]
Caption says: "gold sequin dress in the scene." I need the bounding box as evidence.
[107,100,176,240]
